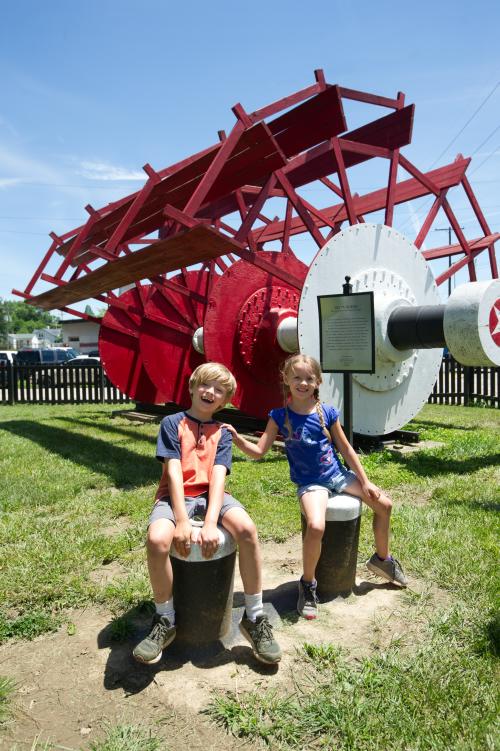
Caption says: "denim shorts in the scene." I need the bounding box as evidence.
[148,492,244,527]
[297,469,358,499]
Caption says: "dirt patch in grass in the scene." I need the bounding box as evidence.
[100,516,132,538]
[390,483,434,506]
[88,560,129,586]
[0,536,444,750]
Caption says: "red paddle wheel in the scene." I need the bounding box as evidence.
[139,268,211,406]
[204,250,307,416]
[99,285,167,404]
[13,70,498,413]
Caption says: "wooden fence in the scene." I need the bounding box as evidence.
[0,358,497,408]
[428,357,499,407]
[0,363,130,405]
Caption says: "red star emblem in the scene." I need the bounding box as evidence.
[489,299,500,346]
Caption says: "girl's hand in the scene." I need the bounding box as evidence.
[221,423,238,438]
[361,481,382,502]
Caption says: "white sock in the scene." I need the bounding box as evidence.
[244,592,264,622]
[155,597,175,624]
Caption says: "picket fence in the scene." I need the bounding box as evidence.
[0,359,497,408]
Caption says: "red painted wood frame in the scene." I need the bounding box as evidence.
[14,70,497,322]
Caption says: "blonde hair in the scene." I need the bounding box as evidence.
[281,354,332,443]
[189,362,236,402]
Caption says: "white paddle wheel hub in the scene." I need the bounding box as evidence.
[298,223,443,436]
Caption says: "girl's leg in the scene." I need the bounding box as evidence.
[342,477,392,559]
[300,488,329,581]
[221,507,261,595]
[146,518,175,603]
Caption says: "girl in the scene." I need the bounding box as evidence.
[225,354,407,620]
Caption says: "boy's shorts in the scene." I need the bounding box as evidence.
[297,468,358,500]
[148,492,244,527]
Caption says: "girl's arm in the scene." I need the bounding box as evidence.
[330,420,381,501]
[222,417,279,460]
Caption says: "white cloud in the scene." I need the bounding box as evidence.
[76,160,145,181]
[0,177,25,189]
[0,145,61,183]
[474,149,500,158]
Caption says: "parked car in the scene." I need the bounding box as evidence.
[15,348,79,386]
[15,348,79,365]
[64,356,101,366]
[0,350,16,367]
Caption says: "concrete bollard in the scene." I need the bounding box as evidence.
[301,493,362,600]
[170,521,237,645]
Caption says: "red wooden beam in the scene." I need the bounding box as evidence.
[331,137,357,225]
[276,169,326,248]
[256,158,470,243]
[414,190,449,249]
[461,175,499,278]
[232,247,305,291]
[385,149,399,226]
[29,226,244,310]
[441,198,476,281]
[338,86,404,110]
[423,233,500,260]
[24,240,58,295]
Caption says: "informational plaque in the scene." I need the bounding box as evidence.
[317,292,375,373]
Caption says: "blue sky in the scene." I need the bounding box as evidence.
[1,0,499,311]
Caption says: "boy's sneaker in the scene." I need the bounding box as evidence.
[239,612,282,665]
[133,614,176,664]
[366,553,408,587]
[297,577,319,620]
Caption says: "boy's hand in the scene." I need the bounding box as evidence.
[173,519,194,558]
[198,522,220,559]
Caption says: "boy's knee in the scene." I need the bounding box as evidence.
[146,529,171,556]
[233,520,258,546]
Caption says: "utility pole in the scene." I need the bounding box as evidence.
[434,226,464,298]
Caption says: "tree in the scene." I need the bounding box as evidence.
[0,299,60,335]
[0,302,8,348]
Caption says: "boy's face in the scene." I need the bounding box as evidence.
[190,378,228,417]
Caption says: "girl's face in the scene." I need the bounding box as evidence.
[284,362,319,402]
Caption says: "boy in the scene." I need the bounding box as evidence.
[133,362,282,666]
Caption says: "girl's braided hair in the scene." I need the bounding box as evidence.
[281,354,332,443]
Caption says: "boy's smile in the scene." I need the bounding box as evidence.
[188,379,228,419]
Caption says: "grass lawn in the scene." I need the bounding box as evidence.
[0,402,499,750]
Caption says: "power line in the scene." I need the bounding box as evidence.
[2,180,143,189]
[469,142,500,176]
[469,122,500,157]
[0,215,83,221]
[0,229,50,236]
[427,80,500,170]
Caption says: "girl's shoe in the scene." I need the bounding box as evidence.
[366,554,408,587]
[297,578,319,619]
